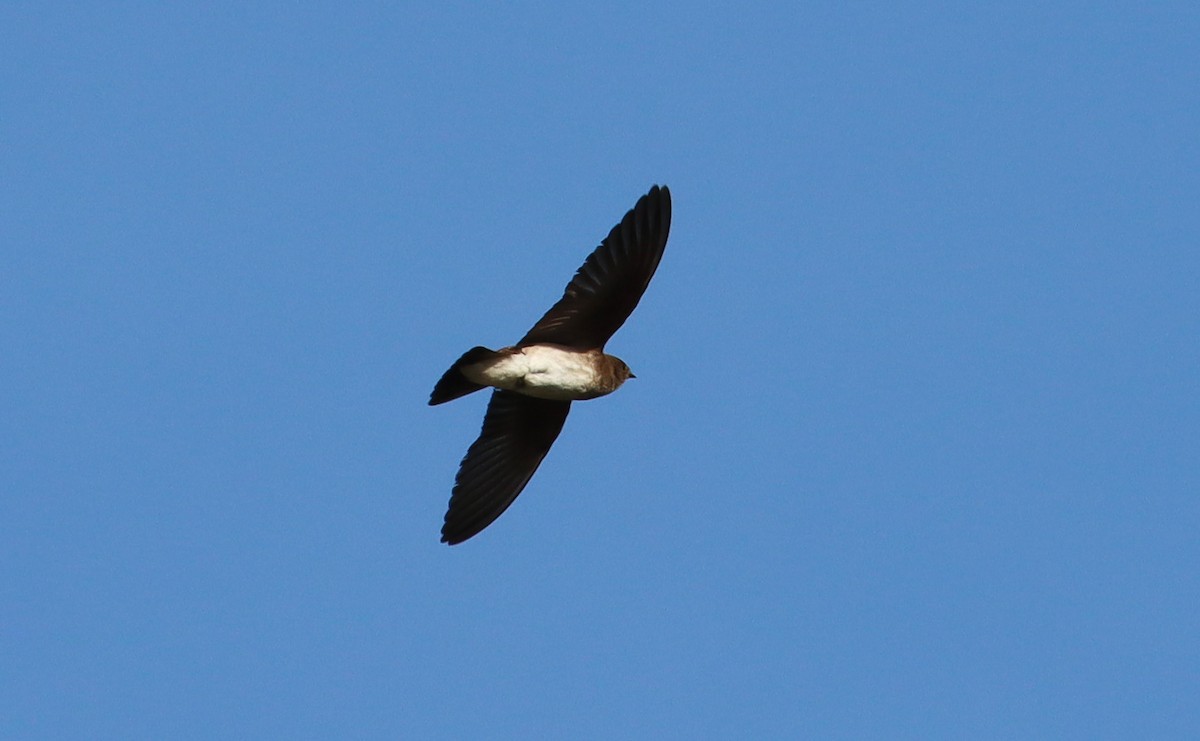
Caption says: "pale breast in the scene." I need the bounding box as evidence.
[462,345,610,401]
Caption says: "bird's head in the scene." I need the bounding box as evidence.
[604,354,635,391]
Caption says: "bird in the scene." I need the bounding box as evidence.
[429,185,672,544]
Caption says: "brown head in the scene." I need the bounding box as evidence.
[596,353,635,395]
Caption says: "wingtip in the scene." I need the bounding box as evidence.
[440,524,477,545]
[643,184,672,226]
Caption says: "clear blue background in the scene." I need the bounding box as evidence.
[3,4,1197,738]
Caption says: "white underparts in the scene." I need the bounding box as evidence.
[461,345,616,401]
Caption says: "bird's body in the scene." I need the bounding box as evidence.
[458,345,631,402]
[430,185,672,544]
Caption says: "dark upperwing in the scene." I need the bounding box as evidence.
[518,185,671,350]
[441,390,571,544]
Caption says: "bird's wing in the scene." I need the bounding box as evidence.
[518,185,671,350]
[441,390,571,544]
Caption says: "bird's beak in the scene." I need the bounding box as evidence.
[629,372,637,379]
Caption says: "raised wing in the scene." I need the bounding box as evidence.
[518,185,671,350]
[441,390,571,544]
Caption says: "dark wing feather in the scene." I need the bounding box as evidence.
[518,185,671,350]
[441,390,571,544]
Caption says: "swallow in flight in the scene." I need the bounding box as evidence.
[429,185,672,544]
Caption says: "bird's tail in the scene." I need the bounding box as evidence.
[428,346,497,405]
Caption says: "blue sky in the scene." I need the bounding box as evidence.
[3,3,1198,738]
